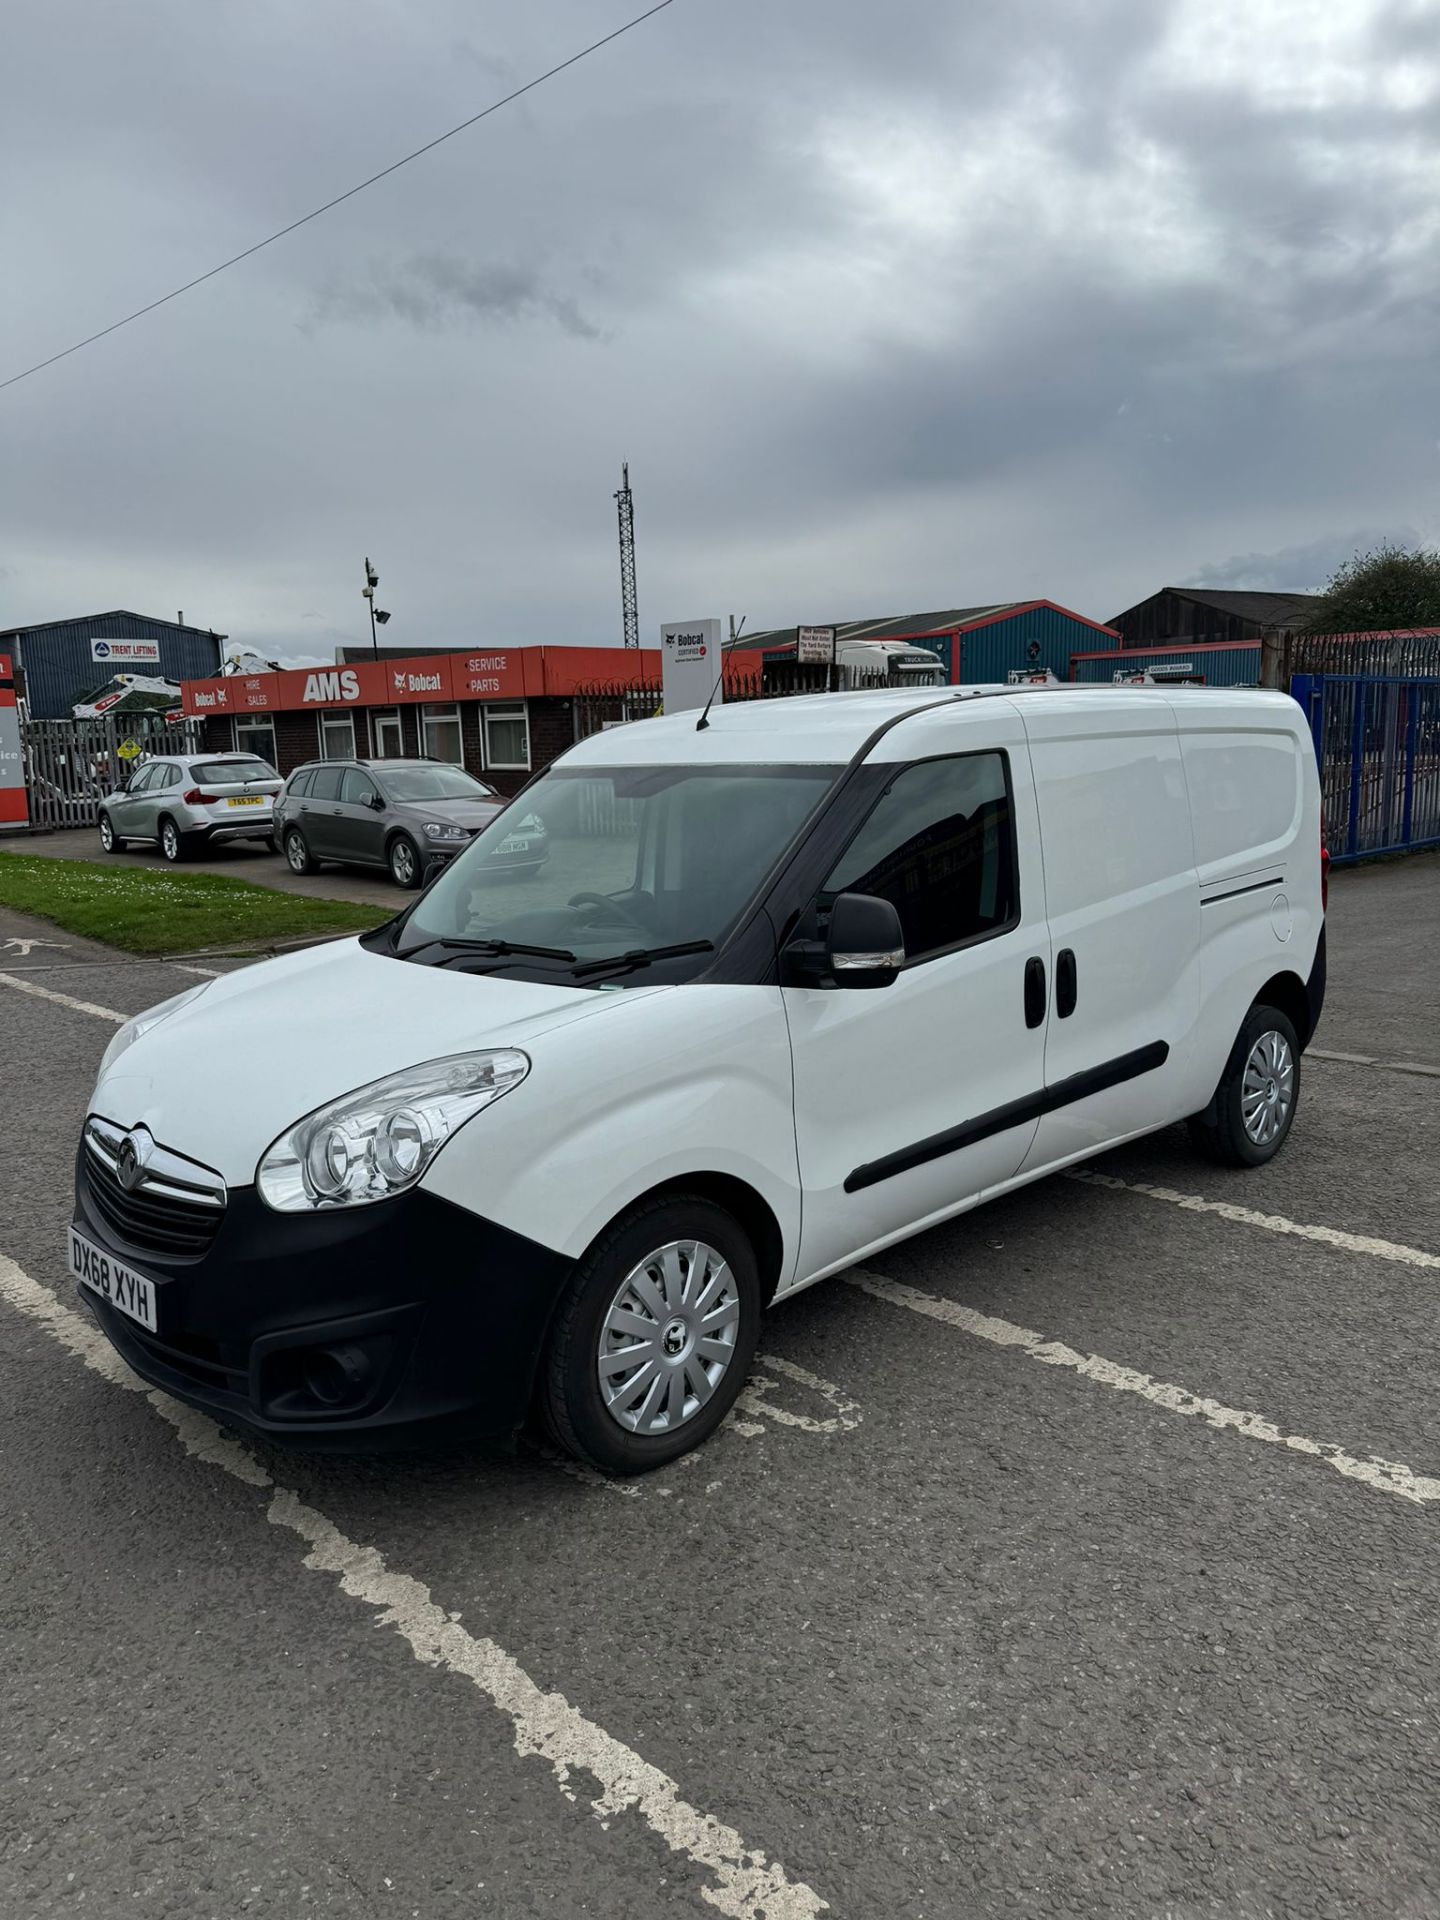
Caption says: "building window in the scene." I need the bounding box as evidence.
[232,715,278,769]
[371,709,403,759]
[318,711,356,760]
[421,703,463,764]
[483,700,530,769]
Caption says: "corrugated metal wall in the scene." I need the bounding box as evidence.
[9,614,224,718]
[959,607,1118,683]
[1070,642,1262,686]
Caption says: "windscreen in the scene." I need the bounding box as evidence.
[192,759,277,784]
[401,763,839,963]
[382,766,495,802]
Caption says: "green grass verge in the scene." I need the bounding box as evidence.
[0,854,390,955]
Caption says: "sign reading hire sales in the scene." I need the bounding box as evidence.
[90,637,161,665]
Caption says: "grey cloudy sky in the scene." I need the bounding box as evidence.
[3,0,1438,662]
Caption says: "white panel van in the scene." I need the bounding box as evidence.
[70,686,1326,1473]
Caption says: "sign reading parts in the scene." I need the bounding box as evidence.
[660,619,722,717]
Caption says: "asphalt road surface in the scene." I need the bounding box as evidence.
[2,853,1437,1919]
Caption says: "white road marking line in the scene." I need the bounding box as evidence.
[0,1252,825,1920]
[1066,1168,1440,1271]
[1308,1047,1440,1077]
[847,1269,1440,1509]
[736,1355,862,1434]
[174,963,225,979]
[0,971,127,1024]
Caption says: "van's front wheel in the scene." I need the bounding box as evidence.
[540,1196,761,1474]
[1188,1004,1301,1168]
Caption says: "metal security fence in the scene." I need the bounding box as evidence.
[1292,674,1440,863]
[20,711,204,829]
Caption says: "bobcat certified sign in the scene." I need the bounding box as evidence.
[660,619,721,716]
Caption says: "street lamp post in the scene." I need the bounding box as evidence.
[362,556,391,656]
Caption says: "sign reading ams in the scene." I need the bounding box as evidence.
[301,669,361,704]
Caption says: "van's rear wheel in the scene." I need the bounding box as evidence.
[1188,1004,1301,1168]
[540,1196,761,1474]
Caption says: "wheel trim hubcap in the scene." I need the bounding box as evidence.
[395,845,413,880]
[597,1239,740,1436]
[163,826,177,856]
[288,836,305,870]
[1241,1029,1295,1145]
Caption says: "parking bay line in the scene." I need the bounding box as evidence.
[0,971,127,1024]
[847,1268,1440,1509]
[1066,1168,1440,1272]
[0,1252,827,1920]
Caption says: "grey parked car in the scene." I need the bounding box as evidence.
[98,752,283,862]
[272,757,548,889]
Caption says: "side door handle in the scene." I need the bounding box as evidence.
[1024,956,1046,1030]
[1056,948,1077,1019]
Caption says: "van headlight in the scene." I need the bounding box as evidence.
[100,980,212,1075]
[256,1050,529,1212]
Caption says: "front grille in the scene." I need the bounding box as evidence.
[84,1118,226,1258]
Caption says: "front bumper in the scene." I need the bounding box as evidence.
[73,1149,572,1450]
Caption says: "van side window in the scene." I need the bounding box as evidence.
[821,753,1018,963]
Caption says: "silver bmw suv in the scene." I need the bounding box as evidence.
[97,752,283,863]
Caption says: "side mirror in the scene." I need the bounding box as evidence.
[828,891,904,988]
[784,891,905,989]
[366,791,385,809]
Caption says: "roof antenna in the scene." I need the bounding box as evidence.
[695,614,743,731]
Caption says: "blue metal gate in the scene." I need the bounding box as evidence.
[1292,674,1440,863]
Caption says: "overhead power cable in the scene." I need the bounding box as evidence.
[0,0,678,395]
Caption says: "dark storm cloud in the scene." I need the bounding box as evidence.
[1,0,1438,657]
[310,254,605,339]
[1186,527,1427,591]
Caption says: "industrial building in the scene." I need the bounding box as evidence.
[1107,587,1322,650]
[734,601,1119,682]
[0,611,225,719]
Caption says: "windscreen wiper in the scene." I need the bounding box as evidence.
[410,935,577,963]
[571,940,715,980]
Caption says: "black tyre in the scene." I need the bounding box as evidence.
[388,834,422,890]
[98,812,124,854]
[1188,1003,1301,1168]
[284,828,320,875]
[158,817,191,864]
[539,1195,762,1475]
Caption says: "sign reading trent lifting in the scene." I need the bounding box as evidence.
[660,619,721,716]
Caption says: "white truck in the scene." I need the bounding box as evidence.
[833,638,946,688]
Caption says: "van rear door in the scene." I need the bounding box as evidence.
[1016,695,1200,1170]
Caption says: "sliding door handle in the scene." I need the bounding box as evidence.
[1024,956,1046,1029]
[1056,948,1077,1019]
